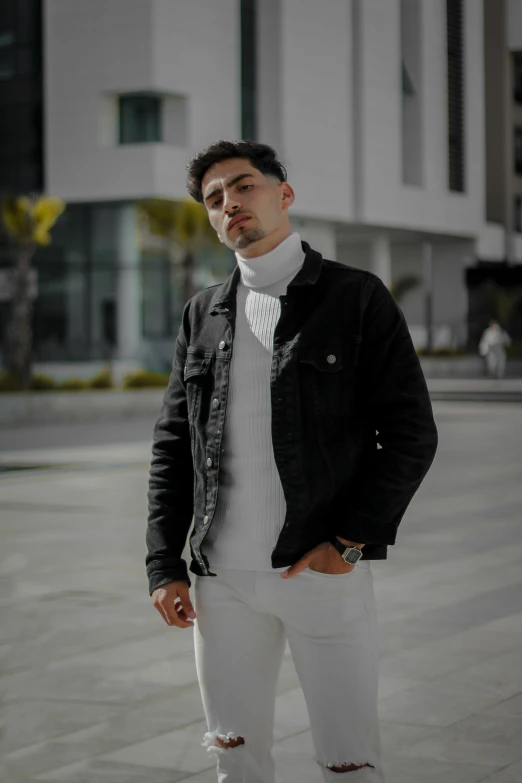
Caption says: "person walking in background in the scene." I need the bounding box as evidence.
[479,320,511,379]
[145,140,438,783]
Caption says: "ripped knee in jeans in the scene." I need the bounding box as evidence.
[202,730,245,753]
[325,761,375,773]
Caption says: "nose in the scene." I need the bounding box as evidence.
[223,192,241,214]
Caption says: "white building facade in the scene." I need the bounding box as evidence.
[33,0,509,369]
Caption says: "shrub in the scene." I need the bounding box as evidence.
[58,377,88,391]
[30,373,56,390]
[0,370,21,392]
[122,369,170,389]
[86,369,113,389]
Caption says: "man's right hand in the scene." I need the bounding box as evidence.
[151,581,196,628]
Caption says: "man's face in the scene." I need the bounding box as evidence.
[201,158,294,253]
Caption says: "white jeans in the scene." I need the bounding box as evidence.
[193,561,385,783]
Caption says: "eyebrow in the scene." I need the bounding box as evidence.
[203,173,255,205]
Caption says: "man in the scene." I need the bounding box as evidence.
[146,140,438,783]
[479,319,511,379]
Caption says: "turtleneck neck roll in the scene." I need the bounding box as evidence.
[235,232,304,289]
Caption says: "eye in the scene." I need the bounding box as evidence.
[240,184,252,191]
[211,197,222,208]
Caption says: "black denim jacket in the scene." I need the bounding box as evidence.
[146,241,438,593]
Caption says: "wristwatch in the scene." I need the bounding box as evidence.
[329,537,364,564]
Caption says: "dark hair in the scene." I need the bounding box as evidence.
[186,140,287,203]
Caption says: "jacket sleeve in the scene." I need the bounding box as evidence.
[334,276,438,546]
[146,311,194,594]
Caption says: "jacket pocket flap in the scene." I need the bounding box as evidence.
[298,337,361,372]
[298,352,346,372]
[184,354,211,380]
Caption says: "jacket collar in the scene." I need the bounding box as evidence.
[209,241,323,314]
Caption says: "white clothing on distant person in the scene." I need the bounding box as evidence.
[478,323,511,379]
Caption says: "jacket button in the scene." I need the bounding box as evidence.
[212,398,219,409]
[327,354,337,364]
[206,457,213,468]
[203,515,209,525]
[219,340,226,349]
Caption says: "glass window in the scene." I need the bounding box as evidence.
[515,128,522,175]
[0,32,15,47]
[446,0,465,193]
[0,43,14,80]
[119,95,162,144]
[32,251,68,359]
[15,0,40,45]
[514,56,522,104]
[141,253,173,338]
[101,299,116,345]
[0,0,43,194]
[16,45,37,75]
[515,196,522,233]
[0,1,15,40]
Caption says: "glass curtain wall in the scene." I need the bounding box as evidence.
[4,202,235,365]
[0,0,43,196]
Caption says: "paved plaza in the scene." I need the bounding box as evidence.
[1,402,522,783]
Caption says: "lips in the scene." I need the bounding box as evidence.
[228,216,250,231]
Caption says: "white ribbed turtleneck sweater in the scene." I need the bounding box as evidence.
[204,232,306,571]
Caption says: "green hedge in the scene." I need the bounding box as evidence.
[122,370,170,389]
[0,368,115,392]
[0,371,21,392]
[30,373,56,390]
[58,378,88,390]
[87,369,113,389]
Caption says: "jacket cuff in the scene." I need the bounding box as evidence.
[336,509,398,546]
[147,561,191,595]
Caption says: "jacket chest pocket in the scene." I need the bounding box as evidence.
[297,338,361,417]
[184,353,212,424]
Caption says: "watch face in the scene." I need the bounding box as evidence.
[343,547,363,564]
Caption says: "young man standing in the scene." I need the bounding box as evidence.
[146,141,438,782]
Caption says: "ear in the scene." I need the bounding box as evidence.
[280,182,295,210]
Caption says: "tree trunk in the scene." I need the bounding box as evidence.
[181,250,196,304]
[7,244,35,389]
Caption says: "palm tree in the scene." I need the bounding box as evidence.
[135,198,222,305]
[1,195,65,389]
[390,274,421,304]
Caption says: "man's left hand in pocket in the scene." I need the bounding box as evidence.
[281,538,365,578]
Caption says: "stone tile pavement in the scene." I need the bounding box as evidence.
[0,401,521,782]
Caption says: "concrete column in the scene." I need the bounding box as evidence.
[422,241,434,351]
[257,0,282,154]
[369,234,392,288]
[116,204,141,360]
